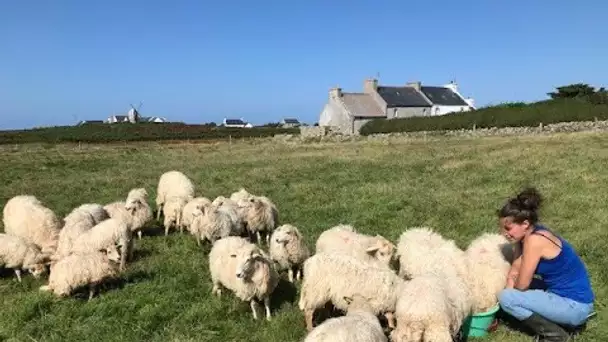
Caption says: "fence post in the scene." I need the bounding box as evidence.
[539,122,543,131]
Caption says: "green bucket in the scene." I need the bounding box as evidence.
[461,303,500,338]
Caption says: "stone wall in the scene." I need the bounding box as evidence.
[278,120,608,144]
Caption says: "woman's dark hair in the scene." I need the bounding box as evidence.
[498,187,543,224]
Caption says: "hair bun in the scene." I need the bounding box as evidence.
[516,187,542,212]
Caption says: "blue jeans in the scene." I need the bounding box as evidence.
[499,289,594,327]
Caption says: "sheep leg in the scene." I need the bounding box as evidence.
[288,268,294,283]
[119,243,128,271]
[212,282,222,297]
[265,233,270,246]
[296,268,302,281]
[385,311,396,329]
[305,309,315,331]
[264,296,272,321]
[88,285,95,301]
[256,231,262,244]
[164,224,170,236]
[137,230,142,240]
[156,205,162,220]
[250,300,260,320]
[14,269,22,282]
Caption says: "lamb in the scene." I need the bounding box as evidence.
[70,218,132,271]
[395,227,473,339]
[162,195,188,236]
[155,170,195,220]
[315,224,396,269]
[2,195,62,255]
[465,232,515,313]
[298,252,406,331]
[191,202,243,245]
[269,224,310,282]
[104,188,153,239]
[53,205,98,260]
[0,233,50,282]
[181,197,212,234]
[238,195,279,244]
[39,245,121,300]
[390,274,454,342]
[304,294,388,342]
[209,236,279,321]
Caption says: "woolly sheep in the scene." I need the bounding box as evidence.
[230,188,253,202]
[315,224,396,269]
[396,227,473,336]
[2,195,62,255]
[155,170,195,220]
[162,196,188,236]
[191,203,243,245]
[0,233,49,282]
[465,233,515,313]
[298,252,406,331]
[390,274,454,342]
[211,196,246,235]
[39,245,120,300]
[53,206,98,260]
[181,197,212,234]
[73,203,109,224]
[238,195,279,244]
[269,224,310,282]
[70,218,131,271]
[304,294,388,342]
[104,188,153,239]
[209,236,280,321]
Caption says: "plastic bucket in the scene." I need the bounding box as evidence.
[461,304,500,338]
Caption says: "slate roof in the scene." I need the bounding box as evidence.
[225,119,245,125]
[340,93,385,117]
[420,86,469,106]
[283,118,300,124]
[376,86,432,108]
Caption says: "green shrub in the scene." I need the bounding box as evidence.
[0,123,300,145]
[360,99,608,135]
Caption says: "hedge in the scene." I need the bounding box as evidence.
[359,99,608,135]
[0,123,300,145]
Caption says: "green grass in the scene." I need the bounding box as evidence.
[360,98,608,135]
[0,132,607,341]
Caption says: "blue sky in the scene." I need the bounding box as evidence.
[1,1,607,130]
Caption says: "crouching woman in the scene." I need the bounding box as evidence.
[497,187,594,342]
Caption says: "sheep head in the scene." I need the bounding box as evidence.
[343,294,375,313]
[101,244,121,263]
[273,224,301,246]
[233,248,265,280]
[365,236,396,267]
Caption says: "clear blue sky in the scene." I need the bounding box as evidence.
[1,1,607,130]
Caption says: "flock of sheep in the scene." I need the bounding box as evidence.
[0,169,517,342]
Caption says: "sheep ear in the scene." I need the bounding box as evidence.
[343,296,353,305]
[230,254,237,258]
[365,245,380,255]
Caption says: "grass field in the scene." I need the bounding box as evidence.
[0,132,607,342]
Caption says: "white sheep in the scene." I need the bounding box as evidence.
[73,203,110,224]
[155,170,195,220]
[390,274,454,342]
[211,196,246,235]
[465,232,515,313]
[53,206,98,260]
[315,224,396,269]
[395,227,473,338]
[70,218,132,271]
[238,195,279,244]
[181,197,212,234]
[209,236,280,320]
[162,195,188,236]
[269,224,310,282]
[39,245,121,300]
[104,188,153,240]
[304,294,388,342]
[191,203,243,245]
[298,252,405,331]
[2,195,62,255]
[230,188,253,202]
[0,233,50,282]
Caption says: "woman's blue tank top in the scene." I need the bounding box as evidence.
[528,224,594,304]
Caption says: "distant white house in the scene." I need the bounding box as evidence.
[106,115,130,124]
[140,116,168,123]
[420,81,476,116]
[223,118,253,128]
[280,118,301,128]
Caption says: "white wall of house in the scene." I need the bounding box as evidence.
[430,105,473,116]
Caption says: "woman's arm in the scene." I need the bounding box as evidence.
[514,236,543,290]
[505,242,523,288]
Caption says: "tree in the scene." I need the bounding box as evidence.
[547,83,597,99]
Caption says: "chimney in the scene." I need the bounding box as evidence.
[329,87,342,99]
[363,78,378,93]
[406,81,422,91]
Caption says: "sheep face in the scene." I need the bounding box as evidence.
[365,237,396,266]
[28,263,47,278]
[233,249,264,280]
[273,225,300,246]
[102,244,121,263]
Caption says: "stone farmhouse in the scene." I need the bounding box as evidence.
[318,78,476,135]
